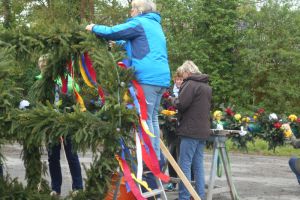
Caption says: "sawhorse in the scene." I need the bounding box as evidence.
[207,131,239,200]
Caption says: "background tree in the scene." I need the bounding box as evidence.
[232,0,300,113]
[158,0,239,105]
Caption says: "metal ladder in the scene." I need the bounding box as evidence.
[139,171,168,200]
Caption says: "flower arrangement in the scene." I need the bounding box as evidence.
[159,93,300,152]
[289,114,300,138]
[212,107,256,151]
[212,106,300,152]
[159,91,177,135]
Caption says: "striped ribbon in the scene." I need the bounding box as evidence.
[116,61,169,197]
[67,59,86,111]
[139,122,170,183]
[116,155,146,200]
[79,52,105,104]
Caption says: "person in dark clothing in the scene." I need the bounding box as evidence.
[37,56,83,197]
[174,60,212,200]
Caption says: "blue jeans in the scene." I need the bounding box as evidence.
[141,84,166,160]
[289,157,300,184]
[48,137,83,193]
[179,137,206,200]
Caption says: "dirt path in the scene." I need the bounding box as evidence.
[2,144,300,199]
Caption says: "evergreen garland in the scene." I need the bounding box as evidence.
[0,23,137,198]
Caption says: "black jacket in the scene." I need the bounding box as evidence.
[175,73,212,139]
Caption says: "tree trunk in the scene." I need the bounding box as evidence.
[81,0,94,22]
[80,0,87,20]
[89,0,94,21]
[3,0,12,28]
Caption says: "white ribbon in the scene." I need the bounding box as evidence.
[135,131,143,180]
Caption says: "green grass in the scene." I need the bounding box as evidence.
[224,138,300,156]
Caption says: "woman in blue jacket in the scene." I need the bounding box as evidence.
[86,0,170,161]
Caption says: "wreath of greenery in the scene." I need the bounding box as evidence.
[0,24,138,199]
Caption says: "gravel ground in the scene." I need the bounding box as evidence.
[2,143,300,200]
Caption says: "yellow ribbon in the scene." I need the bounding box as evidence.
[116,156,151,192]
[131,173,152,192]
[141,120,155,137]
[74,89,86,112]
[79,59,94,88]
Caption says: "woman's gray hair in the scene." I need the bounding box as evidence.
[132,0,156,13]
[177,60,201,76]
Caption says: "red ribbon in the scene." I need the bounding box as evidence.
[60,74,68,94]
[132,80,147,120]
[83,52,106,104]
[139,122,170,183]
[97,86,105,104]
[84,52,97,84]
[117,61,127,69]
[67,60,73,75]
[116,155,146,200]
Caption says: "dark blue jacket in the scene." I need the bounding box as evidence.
[92,12,170,87]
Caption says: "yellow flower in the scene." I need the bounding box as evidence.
[253,115,257,121]
[281,123,293,138]
[161,109,176,116]
[123,91,131,103]
[242,117,250,123]
[213,110,223,121]
[284,130,293,138]
[288,114,298,122]
[234,113,241,121]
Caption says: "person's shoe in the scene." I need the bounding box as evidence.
[50,191,60,196]
[72,190,80,197]
[71,189,82,197]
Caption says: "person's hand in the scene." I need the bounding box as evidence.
[85,24,95,32]
[168,96,177,105]
[108,40,116,48]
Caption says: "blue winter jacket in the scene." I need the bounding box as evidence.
[92,12,170,87]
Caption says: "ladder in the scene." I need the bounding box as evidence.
[139,170,168,200]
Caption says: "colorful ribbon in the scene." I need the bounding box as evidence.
[116,155,146,200]
[60,74,68,94]
[132,80,147,120]
[79,52,105,104]
[139,123,170,183]
[67,59,86,111]
[117,61,147,120]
